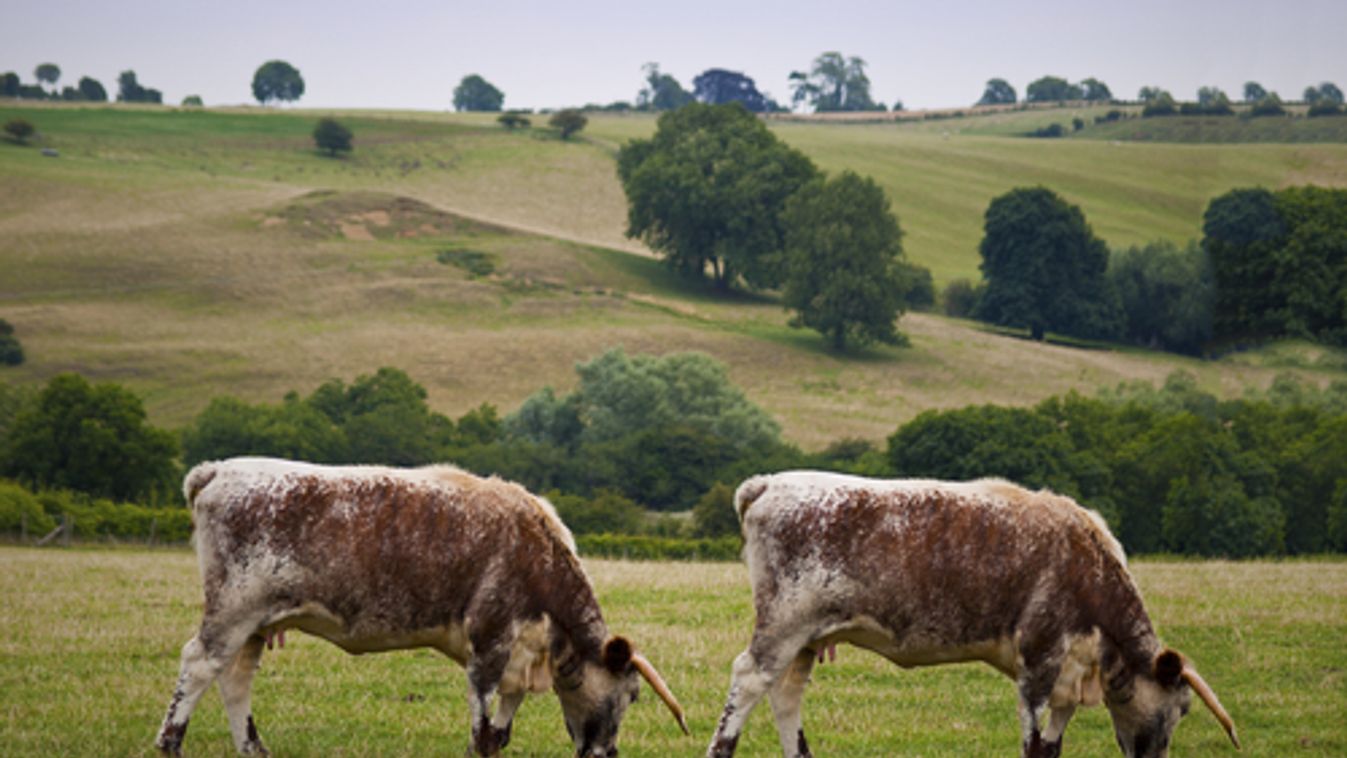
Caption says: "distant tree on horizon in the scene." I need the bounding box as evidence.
[1243,81,1267,102]
[1026,75,1082,102]
[636,63,693,111]
[34,63,60,92]
[181,95,203,107]
[497,112,531,129]
[1,72,19,98]
[789,52,883,112]
[78,76,107,102]
[977,78,1017,105]
[692,68,774,112]
[452,74,504,111]
[252,60,305,105]
[312,118,353,157]
[117,70,162,104]
[1305,82,1344,105]
[549,109,587,139]
[1079,77,1112,102]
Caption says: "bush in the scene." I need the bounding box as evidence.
[942,278,983,318]
[0,480,56,536]
[497,112,531,129]
[1249,94,1286,117]
[549,109,587,139]
[1142,94,1177,117]
[1308,101,1344,118]
[436,248,495,277]
[312,118,353,157]
[574,533,741,561]
[0,318,23,365]
[0,481,192,542]
[550,490,645,535]
[1028,123,1065,138]
[4,118,35,144]
[692,482,739,538]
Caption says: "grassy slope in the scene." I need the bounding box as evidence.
[2,104,1346,448]
[1,546,1343,756]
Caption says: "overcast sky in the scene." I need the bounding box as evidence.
[4,0,1345,111]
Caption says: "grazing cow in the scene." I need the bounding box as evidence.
[155,457,687,757]
[707,471,1239,758]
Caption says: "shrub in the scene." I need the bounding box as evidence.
[574,533,741,561]
[942,278,983,318]
[0,318,23,365]
[4,118,35,144]
[312,118,353,157]
[0,480,56,536]
[549,109,587,139]
[1028,123,1065,138]
[436,248,495,277]
[692,482,739,538]
[497,112,531,129]
[1249,94,1286,117]
[1308,101,1344,118]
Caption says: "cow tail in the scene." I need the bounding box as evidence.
[182,463,218,516]
[734,476,770,522]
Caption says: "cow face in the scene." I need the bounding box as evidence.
[1105,649,1192,758]
[556,637,641,758]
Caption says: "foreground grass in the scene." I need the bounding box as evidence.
[0,547,1343,756]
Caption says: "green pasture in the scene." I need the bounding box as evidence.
[0,547,1343,756]
[3,103,1347,447]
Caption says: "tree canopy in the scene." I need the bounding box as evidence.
[781,171,912,350]
[977,78,1016,105]
[789,52,883,112]
[78,76,107,101]
[453,74,504,111]
[312,117,353,156]
[1079,77,1112,101]
[692,68,773,112]
[251,60,305,105]
[616,103,819,290]
[637,63,693,111]
[549,109,587,139]
[117,71,161,103]
[1026,75,1082,102]
[34,63,60,89]
[973,187,1119,341]
[1243,81,1267,102]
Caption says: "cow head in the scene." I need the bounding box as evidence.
[554,636,687,758]
[1105,648,1239,758]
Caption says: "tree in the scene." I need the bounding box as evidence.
[1243,81,1266,102]
[312,117,352,157]
[117,70,161,103]
[636,63,693,111]
[252,60,305,105]
[974,187,1120,341]
[1318,82,1345,104]
[1194,87,1234,115]
[497,112,531,129]
[0,318,23,365]
[0,72,18,98]
[789,52,882,112]
[453,74,504,111]
[1,373,178,502]
[1303,85,1323,103]
[977,78,1016,106]
[1138,86,1164,103]
[1142,91,1177,117]
[1108,241,1213,355]
[1249,93,1286,117]
[1202,188,1287,342]
[181,95,203,107]
[1079,77,1112,101]
[549,109,587,139]
[3,118,35,144]
[78,76,107,101]
[34,63,60,92]
[781,171,912,350]
[692,482,739,538]
[1026,75,1080,102]
[617,103,819,290]
[692,68,772,112]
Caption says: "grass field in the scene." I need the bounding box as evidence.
[2,103,1347,448]
[1,546,1344,756]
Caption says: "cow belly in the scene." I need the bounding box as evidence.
[821,617,1018,677]
[264,602,471,660]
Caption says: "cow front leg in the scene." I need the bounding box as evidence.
[466,649,513,756]
[488,690,526,752]
[156,621,256,756]
[219,635,268,755]
[768,649,817,758]
[707,630,813,758]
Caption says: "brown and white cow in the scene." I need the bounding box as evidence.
[156,457,687,757]
[707,471,1239,758]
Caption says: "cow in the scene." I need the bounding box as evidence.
[706,471,1239,758]
[155,457,687,757]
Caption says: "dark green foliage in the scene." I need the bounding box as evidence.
[497,112,531,129]
[548,109,587,139]
[1249,93,1286,117]
[1308,101,1344,118]
[1203,186,1347,346]
[617,103,820,290]
[0,72,18,98]
[78,76,107,102]
[312,117,352,157]
[1025,75,1082,102]
[34,63,60,89]
[789,52,883,112]
[942,278,984,318]
[436,248,495,277]
[637,63,693,111]
[1072,117,1085,132]
[1141,92,1177,117]
[0,482,193,542]
[574,533,741,561]
[898,262,936,312]
[252,60,305,105]
[1079,78,1112,101]
[1028,123,1065,138]
[973,187,1121,341]
[888,405,1077,493]
[181,95,203,107]
[453,74,504,111]
[692,482,739,538]
[1315,82,1345,104]
[781,171,911,350]
[16,84,49,100]
[692,69,772,112]
[550,489,645,535]
[1243,81,1266,102]
[977,78,1016,105]
[3,118,35,144]
[1108,240,1214,355]
[0,318,24,365]
[116,71,161,104]
[1,374,178,503]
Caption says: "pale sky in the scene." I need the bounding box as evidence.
[4,0,1344,111]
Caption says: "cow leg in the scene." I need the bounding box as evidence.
[1037,704,1075,758]
[466,646,513,756]
[219,635,268,755]
[156,621,257,756]
[488,690,526,752]
[707,629,814,758]
[768,649,816,758]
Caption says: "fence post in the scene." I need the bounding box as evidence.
[62,513,72,547]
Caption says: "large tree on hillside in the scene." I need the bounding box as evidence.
[78,76,107,102]
[1079,77,1112,101]
[693,68,773,112]
[1243,82,1266,102]
[453,74,504,111]
[616,103,819,290]
[781,171,913,350]
[252,60,305,105]
[1026,75,1082,102]
[117,70,162,103]
[34,63,60,92]
[789,52,883,112]
[974,187,1120,341]
[977,78,1016,105]
[637,63,693,111]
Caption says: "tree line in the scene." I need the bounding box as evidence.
[2,65,166,104]
[3,356,1344,557]
[976,75,1344,118]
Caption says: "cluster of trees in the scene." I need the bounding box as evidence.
[617,103,929,349]
[2,64,109,102]
[625,54,897,115]
[976,75,1114,106]
[5,361,1344,557]
[789,52,886,112]
[953,185,1344,356]
[1139,81,1343,118]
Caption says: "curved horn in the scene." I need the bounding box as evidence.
[1182,666,1240,750]
[632,652,689,735]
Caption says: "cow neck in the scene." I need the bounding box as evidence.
[537,540,609,659]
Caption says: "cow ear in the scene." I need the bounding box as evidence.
[1153,648,1184,689]
[602,636,633,675]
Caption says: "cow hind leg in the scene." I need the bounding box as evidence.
[219,636,268,755]
[768,649,817,758]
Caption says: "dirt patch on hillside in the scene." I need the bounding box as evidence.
[261,190,497,241]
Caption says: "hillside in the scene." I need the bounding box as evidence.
[2,103,1345,448]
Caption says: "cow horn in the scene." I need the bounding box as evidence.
[632,652,689,735]
[1182,666,1240,750]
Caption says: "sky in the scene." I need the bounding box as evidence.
[4,0,1345,111]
